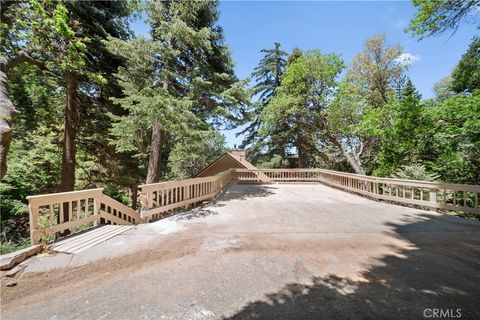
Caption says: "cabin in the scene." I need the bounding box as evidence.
[196,149,257,177]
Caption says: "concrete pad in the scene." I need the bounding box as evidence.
[1,183,479,319]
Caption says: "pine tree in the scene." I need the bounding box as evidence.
[239,43,287,163]
[372,79,433,176]
[58,1,134,193]
[109,0,247,184]
[263,50,345,168]
[0,0,85,180]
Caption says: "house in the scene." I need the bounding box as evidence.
[196,150,258,177]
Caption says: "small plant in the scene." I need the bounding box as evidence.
[37,215,56,246]
[0,238,31,255]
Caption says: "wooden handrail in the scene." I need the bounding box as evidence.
[139,169,233,220]
[232,169,480,215]
[27,189,142,244]
[26,167,479,245]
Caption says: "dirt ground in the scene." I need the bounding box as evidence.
[1,183,479,319]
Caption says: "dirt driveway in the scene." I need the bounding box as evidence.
[2,183,479,319]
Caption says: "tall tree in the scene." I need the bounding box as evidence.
[109,0,247,184]
[0,0,83,180]
[327,79,370,174]
[57,1,134,193]
[408,0,480,39]
[239,42,287,161]
[348,34,406,108]
[366,80,433,176]
[263,50,344,168]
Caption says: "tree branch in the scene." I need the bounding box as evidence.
[5,50,46,72]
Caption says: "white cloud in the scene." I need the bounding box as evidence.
[396,53,421,66]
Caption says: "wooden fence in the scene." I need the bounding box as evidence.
[27,189,142,244]
[233,169,480,215]
[26,167,479,244]
[139,169,233,220]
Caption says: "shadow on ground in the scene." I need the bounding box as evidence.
[174,184,276,221]
[225,214,480,320]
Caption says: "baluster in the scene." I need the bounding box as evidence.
[59,202,64,224]
[49,204,54,225]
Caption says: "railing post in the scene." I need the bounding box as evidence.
[429,188,438,211]
[93,195,101,227]
[28,200,40,245]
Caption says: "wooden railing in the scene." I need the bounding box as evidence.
[139,169,233,220]
[26,168,479,244]
[232,169,480,215]
[233,169,321,182]
[27,189,142,244]
[316,169,480,215]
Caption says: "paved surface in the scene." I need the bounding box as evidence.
[1,183,479,319]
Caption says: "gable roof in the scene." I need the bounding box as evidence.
[195,151,257,177]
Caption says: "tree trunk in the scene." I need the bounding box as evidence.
[146,77,169,184]
[131,187,138,211]
[296,118,303,168]
[59,71,77,192]
[334,139,365,175]
[0,58,19,180]
[146,120,164,184]
[339,146,366,175]
[58,71,77,235]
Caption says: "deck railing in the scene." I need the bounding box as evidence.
[27,189,142,244]
[26,167,479,244]
[233,169,480,215]
[139,169,233,220]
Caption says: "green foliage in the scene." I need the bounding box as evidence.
[393,164,439,181]
[407,0,480,39]
[1,0,90,74]
[263,49,345,167]
[451,37,480,93]
[1,132,61,244]
[107,0,248,183]
[240,42,287,158]
[365,80,434,177]
[257,154,289,169]
[428,90,480,184]
[167,131,227,179]
[348,34,406,108]
[37,215,56,245]
[433,76,455,101]
[0,238,31,255]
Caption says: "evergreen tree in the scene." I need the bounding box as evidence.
[451,36,480,94]
[0,0,87,180]
[58,1,135,194]
[239,42,287,162]
[109,0,247,184]
[263,50,344,168]
[369,80,433,176]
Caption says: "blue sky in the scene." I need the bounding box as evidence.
[131,1,478,148]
